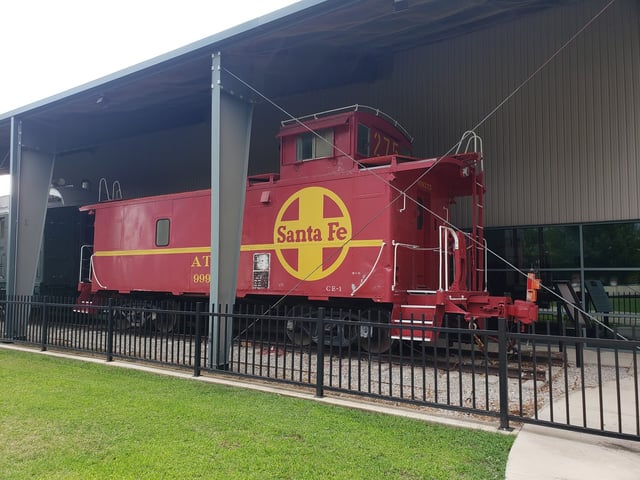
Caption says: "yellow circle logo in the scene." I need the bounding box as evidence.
[274,187,352,281]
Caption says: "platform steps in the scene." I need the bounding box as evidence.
[391,290,440,342]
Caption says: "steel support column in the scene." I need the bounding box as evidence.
[209,52,254,368]
[5,118,55,338]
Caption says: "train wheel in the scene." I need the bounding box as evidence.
[152,312,175,334]
[114,308,133,330]
[285,305,315,346]
[286,321,313,346]
[333,312,362,348]
[115,303,153,331]
[358,309,393,354]
[152,301,177,334]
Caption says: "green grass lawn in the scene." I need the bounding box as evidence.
[0,348,513,479]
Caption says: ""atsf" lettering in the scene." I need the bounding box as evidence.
[191,255,210,268]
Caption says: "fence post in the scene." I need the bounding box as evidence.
[576,326,585,368]
[106,298,114,362]
[557,302,564,352]
[40,296,48,352]
[194,303,202,377]
[498,317,512,431]
[315,307,325,398]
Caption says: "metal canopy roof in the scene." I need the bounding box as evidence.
[0,0,570,158]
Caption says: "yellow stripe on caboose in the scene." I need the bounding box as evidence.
[240,239,384,252]
[92,239,384,257]
[93,247,210,257]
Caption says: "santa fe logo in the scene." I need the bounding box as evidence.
[272,186,354,281]
[240,186,383,282]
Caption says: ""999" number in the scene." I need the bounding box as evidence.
[193,273,211,284]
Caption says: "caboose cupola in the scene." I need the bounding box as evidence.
[277,105,413,180]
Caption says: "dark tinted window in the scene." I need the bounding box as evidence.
[156,219,170,247]
[357,123,370,156]
[583,222,640,268]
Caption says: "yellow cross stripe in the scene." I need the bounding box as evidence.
[240,244,278,252]
[241,239,384,252]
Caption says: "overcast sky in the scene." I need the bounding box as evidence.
[0,0,300,115]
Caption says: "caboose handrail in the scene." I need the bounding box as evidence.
[351,242,386,296]
[483,238,488,292]
[455,130,483,155]
[439,226,460,291]
[392,241,418,292]
[391,241,438,292]
[78,244,93,283]
[98,178,109,202]
[89,254,108,289]
[98,178,123,202]
[455,131,484,171]
[281,104,414,143]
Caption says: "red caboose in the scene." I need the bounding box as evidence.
[78,106,538,349]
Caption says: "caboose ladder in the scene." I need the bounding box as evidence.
[471,170,486,292]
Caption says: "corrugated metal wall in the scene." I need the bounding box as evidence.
[280,0,639,228]
[394,0,639,227]
[408,0,640,226]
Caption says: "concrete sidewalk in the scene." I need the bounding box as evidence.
[506,374,640,480]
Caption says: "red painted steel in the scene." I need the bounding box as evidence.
[82,191,211,296]
[78,107,538,340]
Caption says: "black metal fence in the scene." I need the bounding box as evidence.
[1,295,639,442]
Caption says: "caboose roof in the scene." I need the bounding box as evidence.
[80,188,210,212]
[278,105,414,144]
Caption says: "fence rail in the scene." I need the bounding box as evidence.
[1,295,638,441]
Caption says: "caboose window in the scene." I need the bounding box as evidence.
[296,128,333,161]
[357,123,370,156]
[155,218,170,247]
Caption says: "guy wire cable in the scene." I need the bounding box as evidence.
[227,0,621,337]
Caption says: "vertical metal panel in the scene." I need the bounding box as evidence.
[5,119,55,337]
[209,52,254,368]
